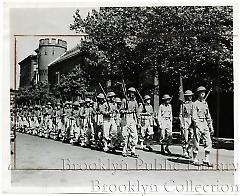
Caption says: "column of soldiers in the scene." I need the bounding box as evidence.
[12,86,214,166]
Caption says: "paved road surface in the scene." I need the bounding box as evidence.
[11,133,235,193]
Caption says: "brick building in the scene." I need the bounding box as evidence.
[18,55,38,87]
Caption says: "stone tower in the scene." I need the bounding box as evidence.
[37,38,67,82]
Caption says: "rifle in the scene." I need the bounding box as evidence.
[204,88,212,101]
[98,82,111,111]
[121,79,129,110]
[136,88,146,113]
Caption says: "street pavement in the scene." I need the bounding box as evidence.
[11,133,235,193]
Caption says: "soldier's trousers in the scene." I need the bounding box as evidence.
[70,119,80,139]
[160,118,172,144]
[82,119,94,143]
[33,116,40,129]
[193,120,212,154]
[46,117,53,130]
[181,118,193,150]
[22,117,29,132]
[103,118,117,143]
[140,118,153,142]
[122,118,138,153]
[55,117,63,130]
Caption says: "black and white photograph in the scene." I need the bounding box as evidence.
[1,1,239,194]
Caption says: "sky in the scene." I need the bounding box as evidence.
[10,7,97,89]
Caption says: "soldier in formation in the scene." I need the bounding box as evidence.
[12,85,214,165]
[179,90,194,158]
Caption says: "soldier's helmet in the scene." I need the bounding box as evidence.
[97,93,105,99]
[197,86,206,92]
[85,98,91,102]
[107,92,116,97]
[79,99,85,104]
[29,106,33,109]
[64,101,70,106]
[144,95,151,100]
[184,90,194,96]
[23,106,27,109]
[47,102,51,105]
[162,94,171,99]
[56,102,61,106]
[115,97,121,103]
[72,101,79,107]
[128,87,136,92]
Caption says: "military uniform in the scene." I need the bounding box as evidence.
[95,94,105,147]
[192,86,214,166]
[32,106,41,135]
[82,100,95,146]
[138,95,154,150]
[44,104,54,137]
[192,100,213,158]
[158,103,172,142]
[70,102,81,143]
[121,96,139,157]
[179,100,194,156]
[22,107,29,133]
[61,103,72,141]
[53,105,63,139]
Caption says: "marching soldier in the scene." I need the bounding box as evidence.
[192,86,214,167]
[138,95,154,151]
[81,98,95,146]
[120,87,139,158]
[179,90,194,158]
[101,92,117,152]
[53,102,63,140]
[32,105,41,136]
[17,107,23,133]
[28,106,34,134]
[107,92,118,151]
[95,93,105,148]
[22,106,29,133]
[158,94,173,154]
[70,101,81,144]
[79,100,85,144]
[115,97,123,148]
[44,102,54,138]
[61,101,72,142]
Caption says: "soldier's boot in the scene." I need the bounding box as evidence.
[192,152,201,166]
[130,146,139,158]
[122,145,128,157]
[80,139,85,147]
[160,144,166,154]
[202,151,213,167]
[103,141,109,152]
[140,141,144,150]
[183,146,189,158]
[186,143,193,158]
[165,144,172,155]
[145,137,153,152]
[109,139,117,153]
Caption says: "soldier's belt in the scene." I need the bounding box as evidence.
[183,114,192,118]
[163,117,171,119]
[198,118,206,122]
[141,116,152,120]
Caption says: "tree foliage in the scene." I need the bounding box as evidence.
[16,82,54,105]
[70,6,233,94]
[52,66,88,101]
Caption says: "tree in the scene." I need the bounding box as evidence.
[70,6,233,94]
[52,66,88,101]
